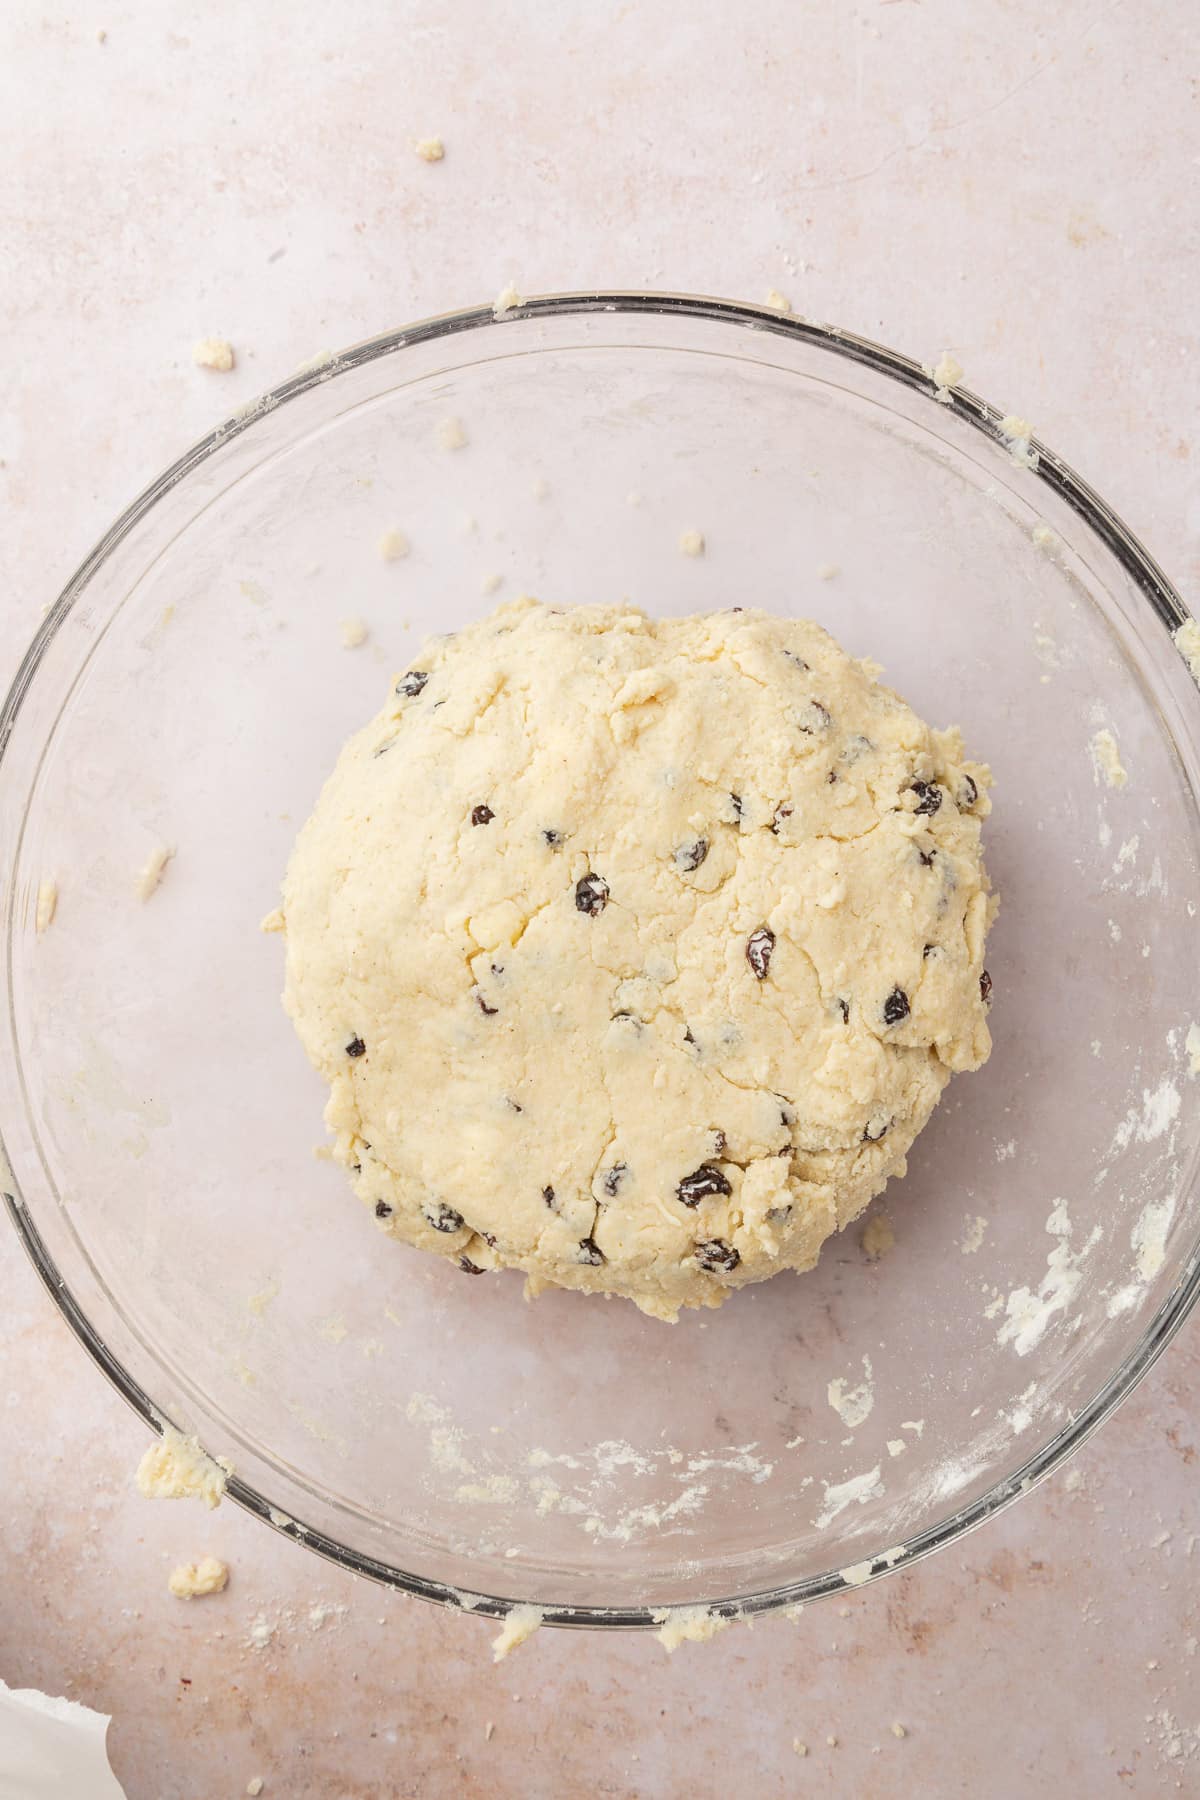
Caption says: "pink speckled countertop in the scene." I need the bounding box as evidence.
[3,4,1199,1795]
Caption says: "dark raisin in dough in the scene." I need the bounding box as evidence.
[346,1035,367,1058]
[578,1237,605,1265]
[676,1164,733,1207]
[695,1239,740,1272]
[980,969,993,1004]
[396,670,429,697]
[375,1200,392,1218]
[675,839,709,872]
[426,1203,465,1233]
[746,927,776,979]
[575,872,609,915]
[471,804,494,826]
[909,779,942,816]
[882,987,910,1026]
[603,1163,627,1197]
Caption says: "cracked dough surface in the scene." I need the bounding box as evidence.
[279,598,994,1321]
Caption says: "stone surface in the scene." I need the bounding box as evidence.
[1,3,1197,1795]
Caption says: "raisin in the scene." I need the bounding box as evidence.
[783,649,811,671]
[578,1237,605,1265]
[425,1203,464,1233]
[542,1185,556,1207]
[543,828,563,847]
[346,1035,366,1058]
[729,792,744,818]
[603,1163,627,1197]
[883,987,910,1026]
[746,927,776,979]
[958,774,979,810]
[683,1026,697,1046]
[677,1164,732,1207]
[923,943,937,959]
[918,846,936,867]
[476,992,499,1016]
[374,1200,392,1219]
[575,872,609,915]
[458,1256,485,1275]
[766,1203,792,1222]
[611,1011,642,1032]
[506,1096,523,1112]
[695,1239,740,1272]
[796,699,831,733]
[826,770,838,784]
[909,780,942,816]
[837,998,850,1023]
[980,969,993,1004]
[675,839,708,872]
[862,1116,891,1143]
[481,1230,497,1246]
[471,804,494,826]
[490,962,504,977]
[770,804,793,835]
[712,1129,727,1156]
[396,670,428,697]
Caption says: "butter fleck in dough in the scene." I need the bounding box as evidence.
[278,599,995,1322]
[168,1555,229,1598]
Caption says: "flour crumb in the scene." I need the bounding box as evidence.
[816,561,840,580]
[1063,1466,1083,1491]
[247,1277,280,1316]
[1090,728,1128,790]
[168,1555,229,1598]
[136,844,175,901]
[247,1616,275,1652]
[340,617,369,650]
[891,1722,908,1739]
[530,476,550,500]
[793,1739,808,1756]
[827,1355,875,1429]
[1031,521,1060,553]
[815,1466,883,1530]
[1186,1023,1200,1076]
[765,288,792,313]
[998,413,1039,470]
[931,350,963,403]
[887,1439,906,1458]
[192,337,235,372]
[902,1418,925,1436]
[861,1213,895,1261]
[491,1605,545,1662]
[136,1427,232,1509]
[653,1606,731,1652]
[35,878,58,934]
[1174,616,1200,684]
[247,1782,264,1797]
[378,528,410,562]
[826,1735,838,1748]
[493,282,523,319]
[308,1602,344,1631]
[678,529,706,558]
[414,136,445,162]
[480,572,503,596]
[961,1215,988,1255]
[436,416,467,451]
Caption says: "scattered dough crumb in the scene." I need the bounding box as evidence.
[887,1439,906,1458]
[839,1559,873,1586]
[136,844,175,902]
[192,337,235,372]
[826,1735,838,1748]
[340,617,369,650]
[484,1721,495,1742]
[678,529,705,558]
[414,136,445,162]
[793,1739,808,1756]
[1031,521,1060,553]
[653,1606,731,1652]
[998,413,1039,470]
[530,476,549,500]
[1186,1023,1200,1077]
[246,1782,264,1798]
[35,878,58,935]
[1174,617,1200,684]
[293,349,333,377]
[480,572,503,596]
[247,1616,275,1652]
[260,908,286,934]
[168,1555,229,1599]
[765,288,792,313]
[931,351,963,403]
[861,1213,895,1261]
[436,416,467,451]
[1090,728,1128,790]
[816,562,840,580]
[378,528,410,562]
[493,282,523,319]
[491,1605,545,1662]
[136,1428,232,1510]
[247,1278,280,1316]
[961,1215,988,1255]
[891,1722,908,1739]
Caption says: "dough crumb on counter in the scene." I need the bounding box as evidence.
[678,528,705,557]
[378,528,410,562]
[930,350,963,403]
[765,288,792,312]
[192,337,235,372]
[414,136,445,162]
[1174,616,1200,684]
[816,561,840,580]
[436,416,467,451]
[136,1427,232,1509]
[491,1605,545,1662]
[1186,1022,1200,1076]
[35,878,58,934]
[793,1739,809,1756]
[1031,521,1060,553]
[135,844,175,902]
[493,282,523,318]
[861,1214,895,1261]
[168,1555,229,1599]
[246,1781,265,1797]
[340,617,369,650]
[1090,727,1128,790]
[260,908,286,934]
[891,1721,908,1739]
[480,572,503,596]
[961,1214,988,1254]
[652,1606,731,1652]
[998,413,1039,470]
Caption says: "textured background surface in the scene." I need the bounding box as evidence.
[2,3,1198,1795]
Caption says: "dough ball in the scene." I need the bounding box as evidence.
[278,599,995,1321]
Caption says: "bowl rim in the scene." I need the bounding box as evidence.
[3,289,1198,1632]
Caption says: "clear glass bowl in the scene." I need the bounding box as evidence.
[4,294,1199,1631]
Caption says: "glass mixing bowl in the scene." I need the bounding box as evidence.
[4,295,1199,1632]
